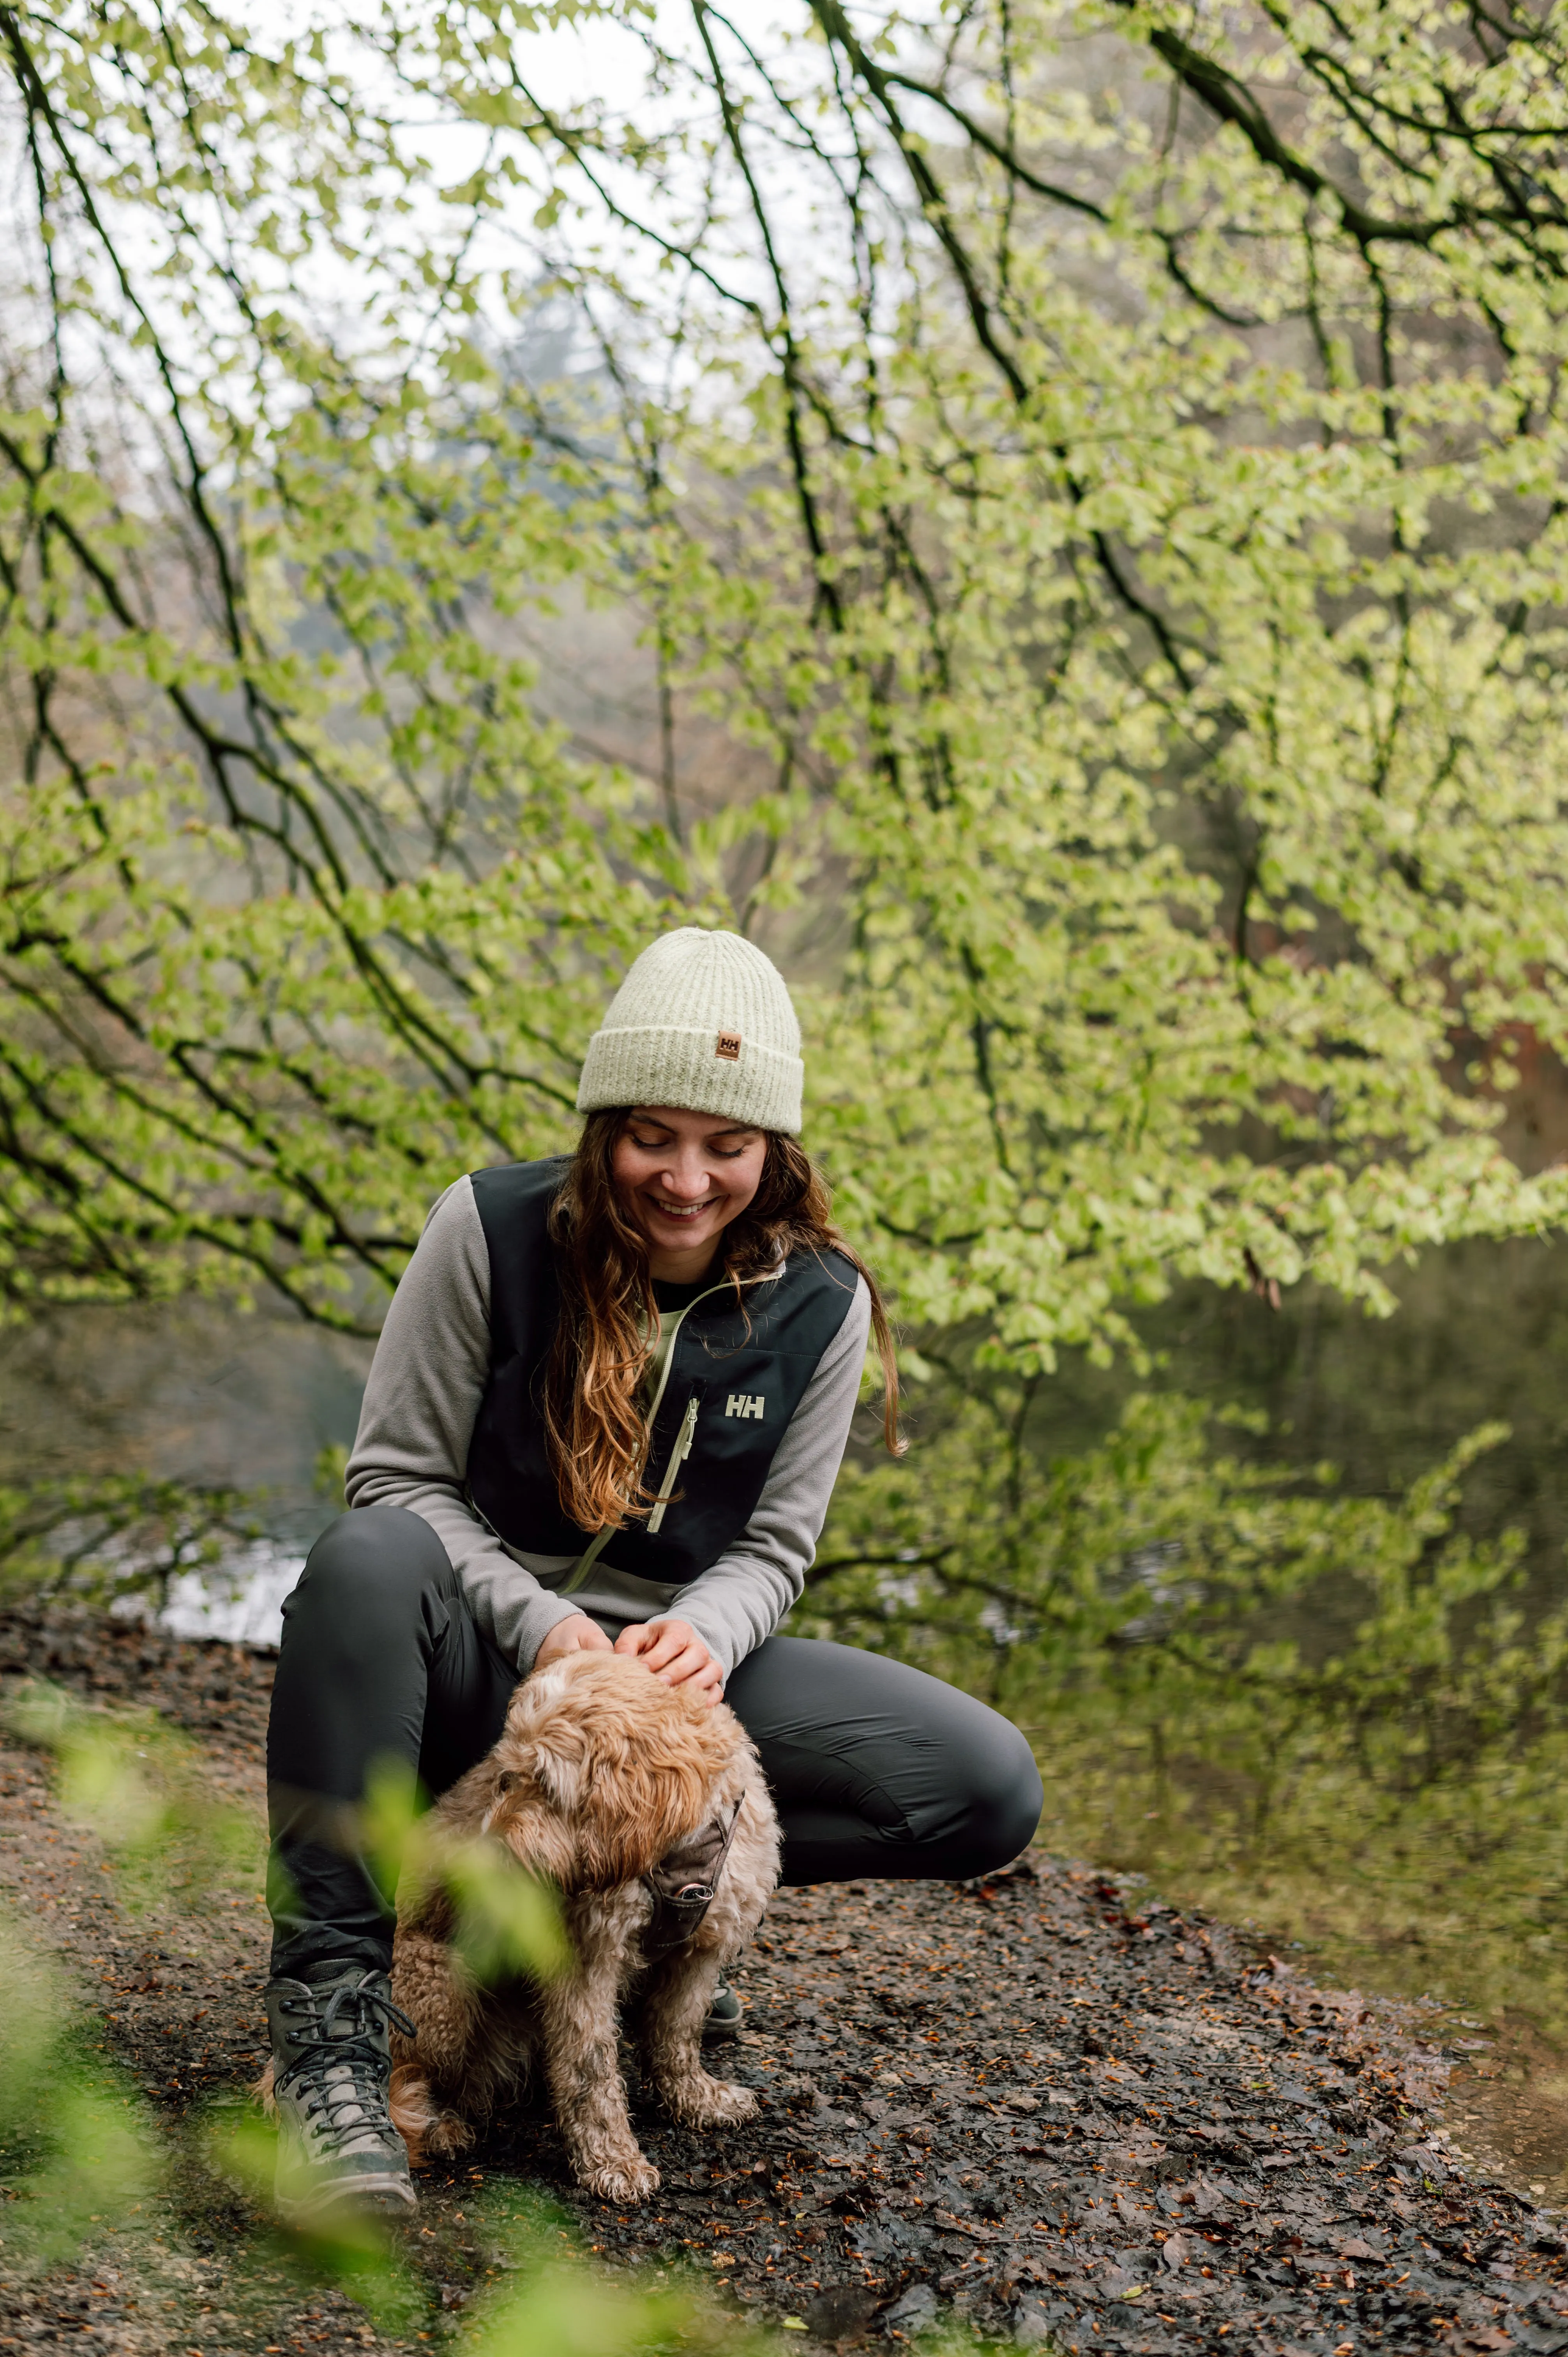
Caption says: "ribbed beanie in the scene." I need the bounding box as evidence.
[576,928,804,1135]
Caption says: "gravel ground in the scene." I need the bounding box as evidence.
[2,1599,1567,2357]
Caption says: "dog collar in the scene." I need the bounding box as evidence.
[641,1797,744,1959]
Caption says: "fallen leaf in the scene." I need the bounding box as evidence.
[1161,2234,1188,2272]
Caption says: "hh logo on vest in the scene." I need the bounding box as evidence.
[726,1393,765,1421]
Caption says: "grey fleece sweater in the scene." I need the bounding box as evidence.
[345,1176,871,1680]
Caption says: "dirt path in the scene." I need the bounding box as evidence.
[3,1601,1567,2356]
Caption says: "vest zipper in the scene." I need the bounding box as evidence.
[647,1385,704,1535]
[558,1280,729,1596]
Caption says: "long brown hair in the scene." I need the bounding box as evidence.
[543,1110,903,1533]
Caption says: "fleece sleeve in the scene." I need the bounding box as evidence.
[344,1176,586,1673]
[671,1274,872,1680]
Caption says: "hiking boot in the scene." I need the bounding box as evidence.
[265,1965,417,2228]
[703,1975,743,2043]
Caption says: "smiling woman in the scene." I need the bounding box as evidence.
[260,928,1044,2230]
[613,1110,769,1278]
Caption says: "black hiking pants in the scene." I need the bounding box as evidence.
[265,1505,1045,1980]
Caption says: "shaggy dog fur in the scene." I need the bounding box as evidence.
[386,1652,780,2203]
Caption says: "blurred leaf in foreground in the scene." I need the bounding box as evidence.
[364,1756,571,1986]
[0,1912,157,2270]
[1,1680,263,1911]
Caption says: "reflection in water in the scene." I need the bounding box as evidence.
[1045,1231,1568,1613]
[0,1297,369,1556]
[0,1298,357,1646]
[140,1544,304,1648]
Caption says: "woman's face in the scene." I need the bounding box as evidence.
[611,1106,769,1280]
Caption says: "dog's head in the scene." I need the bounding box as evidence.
[477,1654,751,1891]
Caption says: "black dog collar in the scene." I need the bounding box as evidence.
[641,1797,744,1959]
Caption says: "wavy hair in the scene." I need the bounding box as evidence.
[543,1111,902,1533]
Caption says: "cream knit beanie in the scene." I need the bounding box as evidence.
[576,928,804,1135]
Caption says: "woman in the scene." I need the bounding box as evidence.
[262,926,1044,2225]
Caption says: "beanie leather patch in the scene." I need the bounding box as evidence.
[715,1031,742,1060]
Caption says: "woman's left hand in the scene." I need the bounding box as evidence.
[614,1617,724,1705]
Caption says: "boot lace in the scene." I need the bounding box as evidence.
[275,1974,415,2149]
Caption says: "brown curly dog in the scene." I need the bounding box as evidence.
[387,1650,780,2203]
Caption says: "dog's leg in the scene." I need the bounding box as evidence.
[540,1906,658,2205]
[640,1944,761,2130]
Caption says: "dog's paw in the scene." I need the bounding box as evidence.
[662,2074,761,2129]
[426,2111,475,2159]
[577,2153,661,2205]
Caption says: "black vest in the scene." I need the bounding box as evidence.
[465,1160,860,1585]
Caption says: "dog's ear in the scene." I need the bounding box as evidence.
[484,1760,576,1886]
[479,1763,523,1837]
[529,1730,586,1817]
[580,1746,712,1887]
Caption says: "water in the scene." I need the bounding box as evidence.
[994,1231,1568,1615]
[131,1542,304,1649]
[0,1294,362,1641]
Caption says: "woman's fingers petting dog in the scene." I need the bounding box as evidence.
[613,1617,724,1702]
[534,1613,615,1668]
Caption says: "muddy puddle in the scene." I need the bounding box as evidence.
[1434,2008,1568,2206]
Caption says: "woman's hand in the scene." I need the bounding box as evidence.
[533,1613,614,1670]
[614,1617,724,1705]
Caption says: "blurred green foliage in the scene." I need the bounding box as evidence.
[363,1755,573,1985]
[1,1679,263,1911]
[0,1914,155,2272]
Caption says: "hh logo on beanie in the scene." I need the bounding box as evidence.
[715,1031,741,1060]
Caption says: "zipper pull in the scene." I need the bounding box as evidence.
[648,1387,703,1534]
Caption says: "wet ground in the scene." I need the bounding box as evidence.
[1441,2014,1568,2218]
[3,1601,1568,2355]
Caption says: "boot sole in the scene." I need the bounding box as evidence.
[276,2173,418,2230]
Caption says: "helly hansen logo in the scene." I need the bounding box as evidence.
[715,1030,742,1061]
[726,1393,765,1421]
